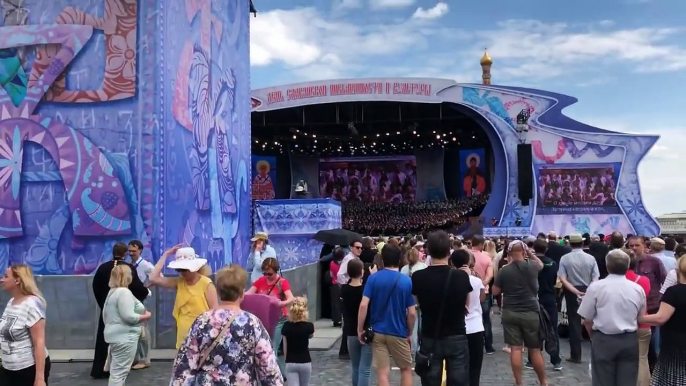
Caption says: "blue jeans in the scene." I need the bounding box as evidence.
[347,336,372,386]
[481,295,494,351]
[272,317,286,377]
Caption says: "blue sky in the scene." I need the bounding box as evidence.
[249,0,686,216]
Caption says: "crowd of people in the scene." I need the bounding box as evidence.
[538,168,618,207]
[342,195,490,235]
[1,229,685,386]
[320,162,418,203]
[322,231,686,386]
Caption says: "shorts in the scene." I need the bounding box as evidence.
[501,309,541,349]
[371,333,412,369]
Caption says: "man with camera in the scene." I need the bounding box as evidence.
[357,244,416,386]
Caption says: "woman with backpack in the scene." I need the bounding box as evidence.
[247,257,295,378]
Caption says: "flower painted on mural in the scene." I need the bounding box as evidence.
[283,245,299,265]
[503,200,522,220]
[107,30,137,80]
[625,198,647,217]
[0,125,25,200]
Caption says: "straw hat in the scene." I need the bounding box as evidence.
[251,232,269,242]
[167,247,207,272]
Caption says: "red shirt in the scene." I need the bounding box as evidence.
[625,270,651,329]
[252,276,291,316]
[330,261,341,285]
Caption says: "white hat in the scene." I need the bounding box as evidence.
[167,247,207,272]
[569,233,584,243]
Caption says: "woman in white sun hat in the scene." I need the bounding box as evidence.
[150,245,218,348]
[248,232,277,284]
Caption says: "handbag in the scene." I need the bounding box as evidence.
[514,261,558,353]
[414,269,453,378]
[197,312,241,367]
[362,272,403,344]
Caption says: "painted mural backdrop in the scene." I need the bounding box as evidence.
[251,155,276,200]
[162,0,251,273]
[0,0,158,274]
[0,0,251,275]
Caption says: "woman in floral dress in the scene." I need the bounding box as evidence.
[170,266,283,386]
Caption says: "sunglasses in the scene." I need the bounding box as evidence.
[263,271,275,277]
[175,269,189,273]
[352,246,362,250]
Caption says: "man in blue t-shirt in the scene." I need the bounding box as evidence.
[358,244,416,386]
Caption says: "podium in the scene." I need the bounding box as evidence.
[253,199,341,270]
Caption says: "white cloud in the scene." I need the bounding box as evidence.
[333,0,362,10]
[369,0,414,9]
[250,7,439,79]
[251,8,686,86]
[412,3,449,20]
[471,20,686,80]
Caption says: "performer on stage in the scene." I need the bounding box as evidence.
[90,243,149,379]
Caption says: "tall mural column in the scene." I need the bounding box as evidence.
[0,0,251,275]
[162,0,251,272]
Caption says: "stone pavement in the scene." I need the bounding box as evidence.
[48,314,592,386]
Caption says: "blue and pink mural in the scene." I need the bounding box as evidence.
[0,0,251,275]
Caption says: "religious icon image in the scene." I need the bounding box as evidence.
[463,153,486,197]
[252,159,276,200]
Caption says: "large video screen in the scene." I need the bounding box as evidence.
[319,156,417,202]
[535,163,622,215]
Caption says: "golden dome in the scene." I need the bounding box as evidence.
[480,49,492,65]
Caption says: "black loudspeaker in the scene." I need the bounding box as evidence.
[517,144,534,206]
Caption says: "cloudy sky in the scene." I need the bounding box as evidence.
[249,0,686,216]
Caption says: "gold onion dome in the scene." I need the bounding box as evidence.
[480,50,492,65]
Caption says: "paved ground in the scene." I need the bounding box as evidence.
[48,314,591,386]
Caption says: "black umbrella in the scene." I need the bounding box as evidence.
[313,229,362,247]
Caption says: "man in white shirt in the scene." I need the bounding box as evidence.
[577,249,645,385]
[128,240,154,370]
[557,233,599,363]
[650,237,677,273]
[337,239,363,285]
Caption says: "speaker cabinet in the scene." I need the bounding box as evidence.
[517,144,533,206]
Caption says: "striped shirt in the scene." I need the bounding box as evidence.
[558,248,599,287]
[0,296,49,371]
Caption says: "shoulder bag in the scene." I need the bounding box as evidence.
[514,261,557,353]
[362,272,403,344]
[197,311,241,367]
[266,277,286,301]
[415,269,453,378]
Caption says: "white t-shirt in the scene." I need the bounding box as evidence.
[465,275,485,334]
[0,296,49,370]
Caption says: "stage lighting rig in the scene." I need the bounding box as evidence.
[516,109,530,144]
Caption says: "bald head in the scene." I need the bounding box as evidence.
[548,231,557,240]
